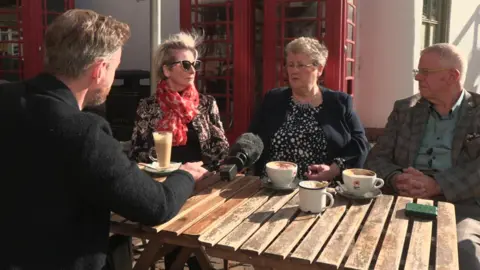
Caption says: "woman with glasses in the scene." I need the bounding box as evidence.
[129,31,229,167]
[249,37,369,182]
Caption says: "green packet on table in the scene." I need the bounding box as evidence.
[405,202,438,220]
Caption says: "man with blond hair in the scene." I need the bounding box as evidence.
[366,43,480,269]
[0,9,208,270]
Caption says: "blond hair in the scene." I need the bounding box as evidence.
[421,43,466,82]
[153,31,203,80]
[285,37,329,67]
[44,9,131,78]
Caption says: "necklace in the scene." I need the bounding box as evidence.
[292,90,323,108]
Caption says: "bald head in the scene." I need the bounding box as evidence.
[421,43,466,83]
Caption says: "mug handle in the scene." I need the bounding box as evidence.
[324,192,335,209]
[374,178,384,189]
[148,147,157,162]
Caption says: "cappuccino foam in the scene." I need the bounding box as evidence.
[343,169,375,177]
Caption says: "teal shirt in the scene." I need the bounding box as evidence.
[414,91,465,171]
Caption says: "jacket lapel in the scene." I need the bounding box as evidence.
[451,91,475,165]
[408,98,430,165]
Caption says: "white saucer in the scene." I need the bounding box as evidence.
[260,177,300,192]
[335,186,382,200]
[143,162,181,175]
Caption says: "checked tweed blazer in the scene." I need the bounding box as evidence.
[366,91,480,204]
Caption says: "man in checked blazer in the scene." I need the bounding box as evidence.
[366,43,480,270]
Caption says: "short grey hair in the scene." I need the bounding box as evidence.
[421,43,466,82]
[44,9,131,78]
[154,31,203,80]
[285,37,328,67]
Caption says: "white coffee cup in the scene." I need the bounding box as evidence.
[341,168,384,196]
[299,180,334,214]
[265,161,298,187]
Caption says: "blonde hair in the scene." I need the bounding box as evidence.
[154,31,203,80]
[285,37,329,66]
[421,43,466,82]
[44,9,130,79]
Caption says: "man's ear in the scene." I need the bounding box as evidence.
[91,61,107,84]
[450,68,461,83]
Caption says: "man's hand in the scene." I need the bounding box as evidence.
[179,162,211,182]
[305,163,340,182]
[393,167,442,198]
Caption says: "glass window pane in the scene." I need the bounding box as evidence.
[47,14,60,25]
[423,0,430,19]
[431,0,438,20]
[348,5,354,21]
[284,2,317,19]
[320,0,326,19]
[347,61,353,77]
[284,21,317,38]
[46,0,66,13]
[347,23,354,40]
[0,18,20,29]
[430,24,436,44]
[346,43,353,58]
[191,6,229,23]
[421,23,427,49]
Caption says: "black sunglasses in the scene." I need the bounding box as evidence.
[169,60,202,71]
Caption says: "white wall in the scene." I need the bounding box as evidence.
[74,0,180,71]
[449,2,480,93]
[354,0,423,128]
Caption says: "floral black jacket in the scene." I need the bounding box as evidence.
[129,94,229,164]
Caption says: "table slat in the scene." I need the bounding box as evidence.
[263,211,319,259]
[404,199,434,270]
[290,197,348,264]
[240,194,300,255]
[216,190,299,251]
[436,201,459,270]
[183,182,263,236]
[152,175,242,232]
[374,196,413,270]
[317,200,372,269]
[344,195,394,270]
[164,177,259,235]
[198,188,274,247]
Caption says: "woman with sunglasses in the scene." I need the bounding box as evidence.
[129,31,228,269]
[129,31,229,169]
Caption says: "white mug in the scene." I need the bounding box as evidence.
[342,168,384,196]
[298,181,334,214]
[265,161,298,187]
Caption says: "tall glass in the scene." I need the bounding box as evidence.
[149,131,172,168]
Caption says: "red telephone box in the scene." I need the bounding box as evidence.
[0,0,74,82]
[179,0,358,141]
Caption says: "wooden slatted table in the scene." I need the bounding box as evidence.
[110,174,459,270]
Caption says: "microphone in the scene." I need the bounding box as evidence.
[219,133,264,181]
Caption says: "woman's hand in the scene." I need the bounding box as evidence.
[304,163,341,181]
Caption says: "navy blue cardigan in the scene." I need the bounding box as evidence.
[249,87,369,175]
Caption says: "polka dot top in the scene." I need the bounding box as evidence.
[268,98,328,179]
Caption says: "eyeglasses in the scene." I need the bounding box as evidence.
[412,68,450,77]
[170,60,202,72]
[286,63,316,70]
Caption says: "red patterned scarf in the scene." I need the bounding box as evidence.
[156,80,199,146]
